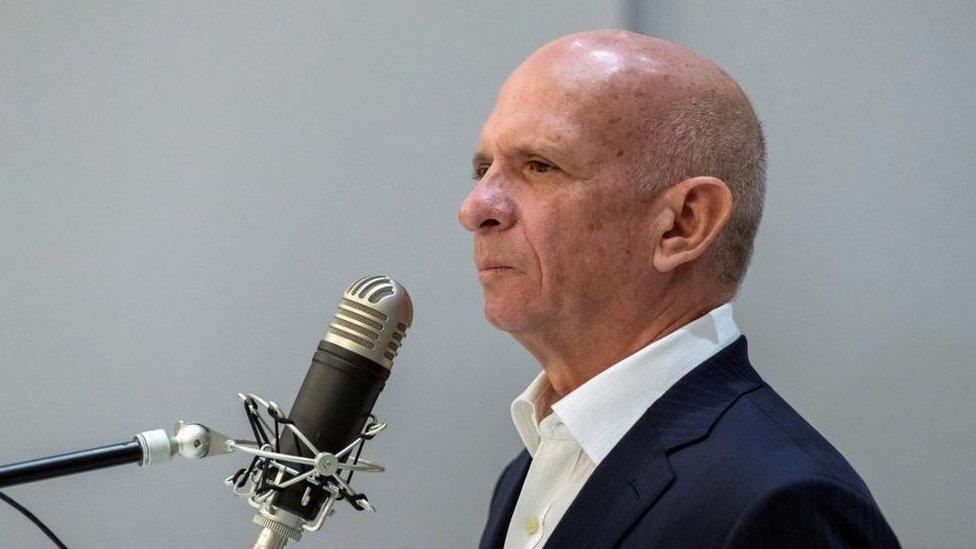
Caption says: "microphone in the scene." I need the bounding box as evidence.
[0,274,411,548]
[250,275,412,548]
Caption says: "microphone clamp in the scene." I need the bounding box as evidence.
[227,392,387,547]
[134,421,239,466]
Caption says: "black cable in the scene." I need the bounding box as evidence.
[0,489,69,549]
[344,434,366,485]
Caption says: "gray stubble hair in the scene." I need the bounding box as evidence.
[634,93,767,291]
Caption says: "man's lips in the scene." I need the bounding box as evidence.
[477,263,512,271]
[476,262,516,281]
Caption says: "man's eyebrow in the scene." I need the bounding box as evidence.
[471,152,492,168]
[471,144,567,171]
[511,145,555,160]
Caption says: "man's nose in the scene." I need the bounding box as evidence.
[458,177,516,233]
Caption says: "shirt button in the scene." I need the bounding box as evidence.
[523,516,540,535]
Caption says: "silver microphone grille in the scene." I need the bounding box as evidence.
[323,275,413,369]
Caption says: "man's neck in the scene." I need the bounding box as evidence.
[516,292,725,398]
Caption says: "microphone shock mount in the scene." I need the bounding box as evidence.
[134,391,387,549]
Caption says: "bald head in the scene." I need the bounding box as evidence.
[461,30,765,384]
[519,30,747,101]
[506,30,766,289]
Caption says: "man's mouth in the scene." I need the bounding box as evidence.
[477,264,515,281]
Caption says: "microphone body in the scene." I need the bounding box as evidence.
[252,275,412,546]
[273,340,390,519]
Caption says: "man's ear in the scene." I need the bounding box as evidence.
[652,176,733,273]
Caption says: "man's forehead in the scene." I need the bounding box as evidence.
[475,82,645,173]
[477,108,584,153]
[471,31,711,169]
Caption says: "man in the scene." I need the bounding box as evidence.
[459,30,899,548]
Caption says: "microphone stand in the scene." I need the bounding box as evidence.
[0,419,242,489]
[0,441,143,489]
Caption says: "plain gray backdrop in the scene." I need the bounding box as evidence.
[1,1,972,547]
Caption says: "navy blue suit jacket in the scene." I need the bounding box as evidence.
[479,336,899,548]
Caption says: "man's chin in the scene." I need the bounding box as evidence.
[482,301,535,334]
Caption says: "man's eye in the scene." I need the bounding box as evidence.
[527,160,554,174]
[472,164,490,180]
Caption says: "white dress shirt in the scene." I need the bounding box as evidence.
[503,303,741,549]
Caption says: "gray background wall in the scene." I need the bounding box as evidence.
[0,1,971,548]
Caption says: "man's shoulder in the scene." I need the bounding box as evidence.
[742,384,871,492]
[637,381,899,547]
[668,381,876,506]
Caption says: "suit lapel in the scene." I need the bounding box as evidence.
[479,450,531,549]
[544,409,675,548]
[545,336,763,548]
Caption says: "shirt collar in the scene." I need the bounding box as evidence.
[510,302,741,463]
[510,370,560,457]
